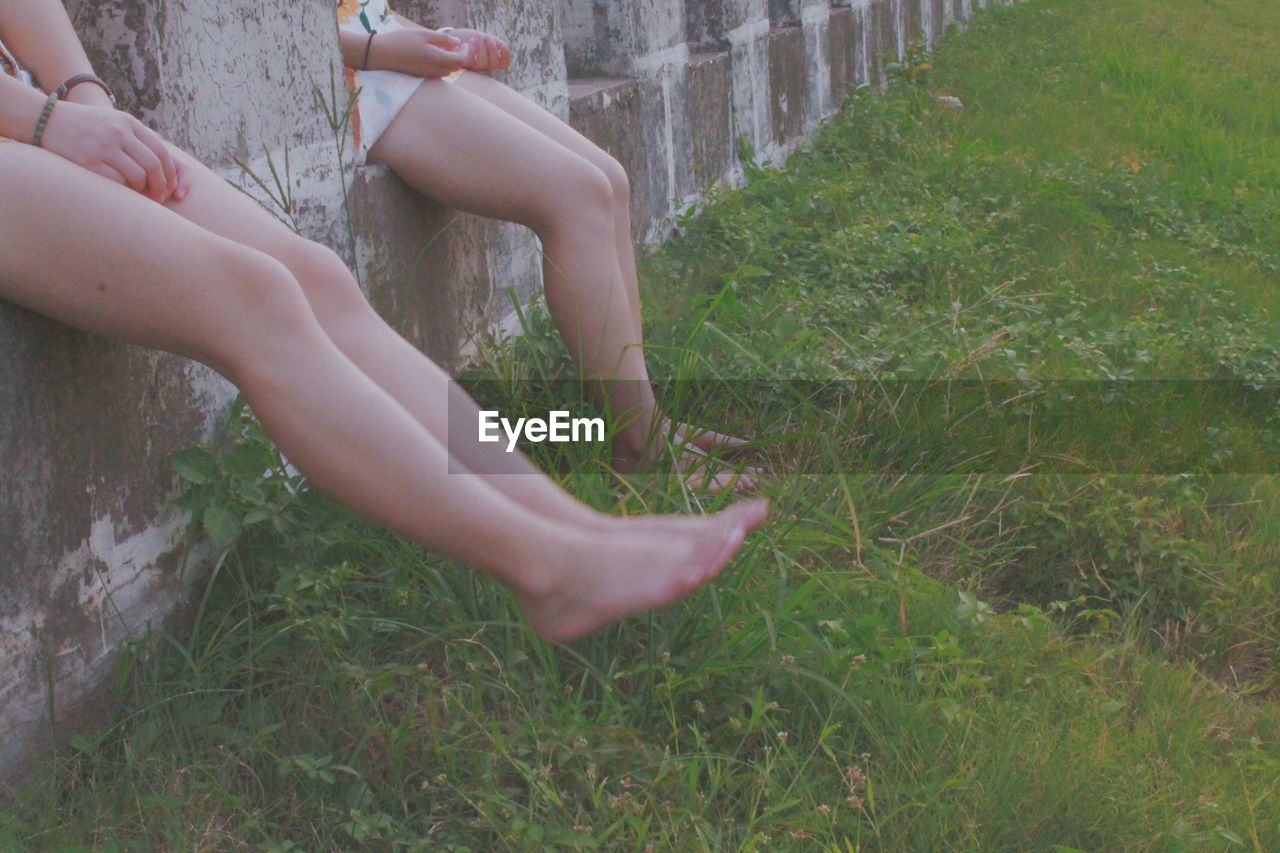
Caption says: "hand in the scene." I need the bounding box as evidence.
[368,28,470,78]
[39,101,181,203]
[161,140,194,204]
[57,86,187,202]
[449,29,511,72]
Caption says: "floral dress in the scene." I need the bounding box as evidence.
[337,0,457,164]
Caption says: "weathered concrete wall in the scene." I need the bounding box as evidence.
[1,0,352,783]
[1,0,1010,780]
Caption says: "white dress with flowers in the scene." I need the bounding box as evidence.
[338,0,457,164]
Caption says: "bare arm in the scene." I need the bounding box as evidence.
[0,0,112,107]
[0,71,50,140]
[338,23,469,78]
[388,10,510,73]
[0,0,186,201]
[337,26,374,70]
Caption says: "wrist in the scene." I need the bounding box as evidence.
[31,91,59,148]
[0,81,48,142]
[63,87,114,109]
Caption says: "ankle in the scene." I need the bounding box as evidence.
[613,423,666,461]
[506,522,581,602]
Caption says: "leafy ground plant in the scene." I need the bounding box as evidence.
[4,0,1280,848]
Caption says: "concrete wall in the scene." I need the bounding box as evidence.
[0,0,1008,780]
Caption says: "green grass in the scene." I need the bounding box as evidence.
[5,0,1280,847]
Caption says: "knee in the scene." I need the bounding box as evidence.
[199,248,326,380]
[596,153,630,210]
[575,162,616,216]
[530,158,616,237]
[281,238,368,319]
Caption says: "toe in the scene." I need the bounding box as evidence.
[725,498,769,532]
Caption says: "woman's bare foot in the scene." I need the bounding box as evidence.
[613,439,759,494]
[613,418,761,494]
[672,421,752,456]
[516,498,769,642]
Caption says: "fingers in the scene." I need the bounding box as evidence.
[106,148,149,197]
[155,146,193,207]
[471,37,493,70]
[121,134,168,202]
[422,43,468,77]
[86,161,129,188]
[172,154,192,202]
[425,29,464,53]
[491,36,511,70]
[124,121,186,204]
[418,29,509,74]
[134,124,178,200]
[466,35,510,71]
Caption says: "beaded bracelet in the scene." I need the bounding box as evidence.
[31,91,58,148]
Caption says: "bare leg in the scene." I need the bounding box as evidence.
[0,144,767,641]
[369,80,751,490]
[453,72,750,456]
[162,150,603,528]
[453,73,644,345]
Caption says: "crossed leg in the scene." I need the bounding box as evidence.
[368,75,750,489]
[0,142,767,642]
